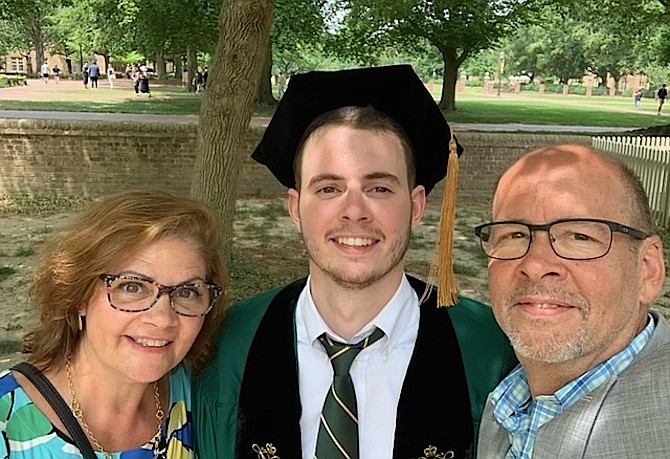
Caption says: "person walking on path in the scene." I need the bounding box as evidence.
[40,62,49,83]
[107,64,115,89]
[194,71,204,93]
[82,63,89,89]
[135,65,151,97]
[277,73,287,97]
[88,61,100,89]
[181,68,189,88]
[132,66,141,94]
[51,65,61,84]
[634,88,643,110]
[657,84,667,115]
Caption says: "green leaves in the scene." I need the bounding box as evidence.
[272,0,327,73]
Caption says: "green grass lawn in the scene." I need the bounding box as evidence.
[0,88,202,115]
[445,99,667,128]
[441,88,669,128]
[0,83,668,128]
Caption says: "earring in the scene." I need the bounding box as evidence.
[77,314,84,331]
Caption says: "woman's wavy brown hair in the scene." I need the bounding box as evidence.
[24,189,229,375]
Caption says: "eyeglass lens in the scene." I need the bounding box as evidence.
[479,220,613,260]
[108,276,216,316]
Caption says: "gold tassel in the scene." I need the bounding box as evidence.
[436,133,460,307]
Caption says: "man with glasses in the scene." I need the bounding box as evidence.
[476,144,670,458]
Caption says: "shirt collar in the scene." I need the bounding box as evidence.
[297,275,418,346]
[491,313,656,423]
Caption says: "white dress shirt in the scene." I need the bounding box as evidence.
[296,275,421,459]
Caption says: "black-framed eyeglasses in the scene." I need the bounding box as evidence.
[474,218,649,261]
[99,274,223,317]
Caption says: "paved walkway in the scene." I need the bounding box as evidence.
[0,110,200,125]
[0,109,632,133]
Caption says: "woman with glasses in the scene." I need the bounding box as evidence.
[0,189,228,458]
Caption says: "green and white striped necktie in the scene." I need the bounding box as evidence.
[314,327,385,459]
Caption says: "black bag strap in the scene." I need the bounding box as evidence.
[12,362,98,459]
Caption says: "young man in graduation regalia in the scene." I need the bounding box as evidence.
[193,65,517,459]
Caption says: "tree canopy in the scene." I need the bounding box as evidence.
[329,0,544,110]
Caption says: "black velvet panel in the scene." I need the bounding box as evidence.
[236,278,307,458]
[393,277,473,459]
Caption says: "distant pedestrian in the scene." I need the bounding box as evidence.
[181,68,189,88]
[51,65,61,84]
[107,64,115,89]
[277,73,287,97]
[194,71,204,93]
[82,63,89,89]
[125,64,133,79]
[657,84,667,115]
[88,61,100,88]
[40,62,49,83]
[203,66,208,89]
[634,88,643,110]
[132,66,141,94]
[136,65,151,97]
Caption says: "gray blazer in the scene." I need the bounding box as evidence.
[477,311,670,458]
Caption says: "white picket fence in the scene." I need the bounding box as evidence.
[592,136,670,230]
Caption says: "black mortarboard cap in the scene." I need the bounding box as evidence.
[251,64,462,195]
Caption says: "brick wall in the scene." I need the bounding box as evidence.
[0,119,590,200]
[455,132,591,201]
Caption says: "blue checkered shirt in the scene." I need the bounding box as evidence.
[489,314,655,459]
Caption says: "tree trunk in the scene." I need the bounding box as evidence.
[101,51,110,71]
[28,17,45,75]
[156,55,166,79]
[255,41,276,107]
[438,45,459,112]
[611,71,621,96]
[191,0,275,260]
[187,48,197,92]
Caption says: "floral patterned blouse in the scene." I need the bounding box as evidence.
[0,365,194,458]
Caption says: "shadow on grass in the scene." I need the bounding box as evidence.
[0,340,22,355]
[229,243,309,303]
[0,90,202,116]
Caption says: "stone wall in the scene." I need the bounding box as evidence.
[0,119,590,200]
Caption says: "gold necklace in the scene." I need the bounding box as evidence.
[66,356,165,458]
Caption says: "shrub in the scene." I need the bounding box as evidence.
[592,86,609,96]
[569,85,587,95]
[0,75,27,88]
[543,83,564,94]
[521,83,539,92]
